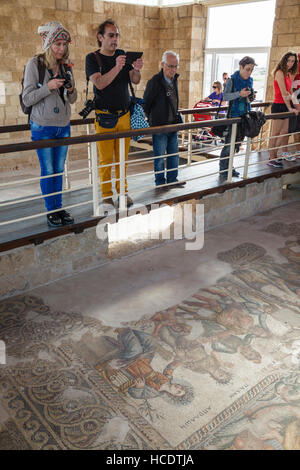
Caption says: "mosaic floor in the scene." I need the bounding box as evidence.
[0,201,300,450]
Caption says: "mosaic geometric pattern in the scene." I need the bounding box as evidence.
[0,237,300,450]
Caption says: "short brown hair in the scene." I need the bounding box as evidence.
[239,56,257,68]
[97,19,118,47]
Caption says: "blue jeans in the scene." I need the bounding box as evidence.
[152,132,179,186]
[31,121,70,211]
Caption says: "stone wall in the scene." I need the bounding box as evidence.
[158,4,207,109]
[0,175,285,299]
[262,0,300,147]
[0,0,159,169]
[0,0,207,171]
[266,0,300,102]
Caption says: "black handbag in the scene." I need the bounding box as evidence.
[241,110,266,138]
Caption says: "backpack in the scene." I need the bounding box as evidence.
[241,110,266,138]
[19,56,46,121]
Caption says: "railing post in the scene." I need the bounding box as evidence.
[243,136,252,180]
[226,123,237,183]
[91,141,99,217]
[258,126,263,152]
[119,137,126,212]
[267,119,272,150]
[87,123,93,185]
[187,114,192,165]
[64,149,70,190]
[181,114,187,147]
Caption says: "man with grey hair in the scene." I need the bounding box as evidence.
[143,51,186,189]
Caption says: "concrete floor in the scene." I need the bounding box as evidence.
[31,198,300,329]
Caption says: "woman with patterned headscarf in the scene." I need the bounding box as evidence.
[22,21,77,227]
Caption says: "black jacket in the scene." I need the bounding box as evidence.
[143,69,179,126]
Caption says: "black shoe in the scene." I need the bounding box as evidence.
[155,186,169,192]
[219,170,239,179]
[267,159,283,168]
[170,181,186,188]
[219,171,228,179]
[47,213,63,227]
[58,210,74,225]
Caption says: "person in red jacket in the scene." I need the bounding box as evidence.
[268,51,298,167]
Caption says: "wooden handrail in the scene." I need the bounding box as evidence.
[180,101,272,115]
[0,109,295,156]
[0,101,272,134]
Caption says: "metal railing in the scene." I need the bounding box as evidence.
[0,102,299,228]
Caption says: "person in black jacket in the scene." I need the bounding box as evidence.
[143,51,186,189]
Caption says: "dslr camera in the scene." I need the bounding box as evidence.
[79,99,95,119]
[49,63,73,89]
[246,87,256,102]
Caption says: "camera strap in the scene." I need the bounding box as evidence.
[161,80,179,123]
[48,68,65,105]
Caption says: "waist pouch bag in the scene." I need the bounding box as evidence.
[241,110,266,138]
[96,112,119,129]
[129,81,149,141]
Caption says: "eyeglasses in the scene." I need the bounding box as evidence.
[165,64,178,69]
[105,33,119,38]
[212,85,217,88]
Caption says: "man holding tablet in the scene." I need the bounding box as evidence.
[85,19,143,208]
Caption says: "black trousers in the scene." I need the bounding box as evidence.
[219,123,245,172]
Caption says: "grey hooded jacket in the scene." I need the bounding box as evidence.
[22,56,77,127]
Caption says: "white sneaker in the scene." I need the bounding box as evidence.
[281,152,296,161]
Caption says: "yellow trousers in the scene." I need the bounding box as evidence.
[95,110,131,198]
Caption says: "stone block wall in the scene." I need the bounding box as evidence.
[0,175,285,299]
[0,0,207,170]
[158,4,207,109]
[267,0,300,100]
[263,0,300,147]
[1,0,298,164]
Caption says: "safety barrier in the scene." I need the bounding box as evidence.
[0,102,299,228]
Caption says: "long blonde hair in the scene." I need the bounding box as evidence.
[40,43,69,69]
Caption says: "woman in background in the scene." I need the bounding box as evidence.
[268,51,298,167]
[288,52,300,159]
[203,81,225,107]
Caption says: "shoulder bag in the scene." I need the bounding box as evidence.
[129,79,149,141]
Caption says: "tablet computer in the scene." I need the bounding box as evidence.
[125,51,143,65]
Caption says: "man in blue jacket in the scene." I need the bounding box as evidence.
[143,51,186,189]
